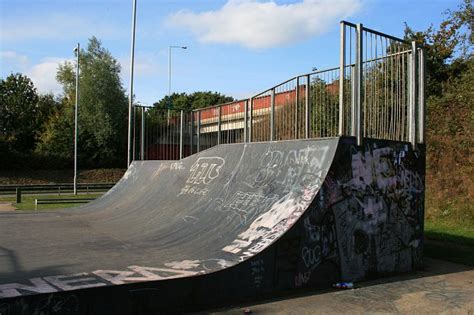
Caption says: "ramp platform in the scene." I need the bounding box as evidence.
[0,137,425,314]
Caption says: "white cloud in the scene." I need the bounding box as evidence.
[120,54,162,78]
[1,51,67,95]
[166,0,361,49]
[26,58,71,95]
[0,51,29,70]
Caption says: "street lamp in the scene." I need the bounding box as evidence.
[127,0,137,166]
[73,43,80,195]
[167,45,187,123]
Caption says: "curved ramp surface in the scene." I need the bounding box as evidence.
[0,137,425,314]
[0,140,337,297]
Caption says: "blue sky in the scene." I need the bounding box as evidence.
[0,0,459,105]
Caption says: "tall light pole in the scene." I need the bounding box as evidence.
[167,45,187,123]
[73,43,80,196]
[127,0,137,166]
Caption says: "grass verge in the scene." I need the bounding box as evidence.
[0,193,103,211]
[424,220,474,266]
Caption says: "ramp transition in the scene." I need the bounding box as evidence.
[0,137,425,314]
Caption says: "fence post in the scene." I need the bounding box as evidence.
[295,77,299,139]
[355,23,363,146]
[270,88,275,141]
[339,21,346,136]
[244,100,248,143]
[16,188,21,204]
[197,111,201,153]
[140,106,145,160]
[409,40,417,148]
[351,65,356,137]
[305,74,310,139]
[418,47,425,144]
[217,106,222,145]
[179,110,184,159]
[249,98,253,142]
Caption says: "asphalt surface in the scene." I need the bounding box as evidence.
[209,257,474,314]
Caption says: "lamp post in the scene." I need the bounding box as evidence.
[73,43,80,195]
[127,0,137,166]
[167,45,187,123]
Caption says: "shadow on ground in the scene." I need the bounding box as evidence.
[200,257,474,314]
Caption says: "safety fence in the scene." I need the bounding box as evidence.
[132,21,425,161]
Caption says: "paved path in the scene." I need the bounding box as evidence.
[210,258,474,314]
[0,202,15,211]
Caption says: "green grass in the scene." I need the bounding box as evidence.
[424,220,474,266]
[425,220,474,247]
[0,193,103,211]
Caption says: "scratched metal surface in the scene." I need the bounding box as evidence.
[0,138,338,295]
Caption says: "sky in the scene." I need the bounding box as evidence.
[0,0,461,106]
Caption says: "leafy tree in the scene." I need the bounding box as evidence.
[404,0,473,225]
[153,91,234,111]
[37,37,128,167]
[404,0,473,97]
[0,73,53,152]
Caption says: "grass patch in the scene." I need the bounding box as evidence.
[0,193,103,211]
[425,220,474,247]
[424,220,474,266]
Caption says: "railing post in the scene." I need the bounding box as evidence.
[217,106,222,145]
[270,88,275,141]
[295,77,299,139]
[244,100,248,143]
[140,106,145,160]
[355,23,363,146]
[249,98,253,142]
[305,74,310,139]
[16,188,21,204]
[418,47,425,144]
[197,111,201,153]
[409,40,417,148]
[351,65,356,137]
[339,21,346,136]
[179,110,184,159]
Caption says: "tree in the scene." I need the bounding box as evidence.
[37,37,128,167]
[0,73,47,152]
[404,0,473,97]
[153,91,234,111]
[404,0,473,225]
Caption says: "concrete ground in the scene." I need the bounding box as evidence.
[0,202,15,211]
[208,258,474,314]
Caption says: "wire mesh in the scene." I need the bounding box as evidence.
[251,90,272,142]
[197,106,219,152]
[343,22,414,142]
[308,68,340,138]
[362,28,411,141]
[132,22,424,161]
[219,100,246,145]
[273,78,298,140]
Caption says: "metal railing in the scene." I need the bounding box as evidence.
[132,21,425,160]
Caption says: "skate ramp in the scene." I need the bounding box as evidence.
[0,139,337,295]
[0,137,425,314]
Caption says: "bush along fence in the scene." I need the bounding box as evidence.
[131,21,425,161]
